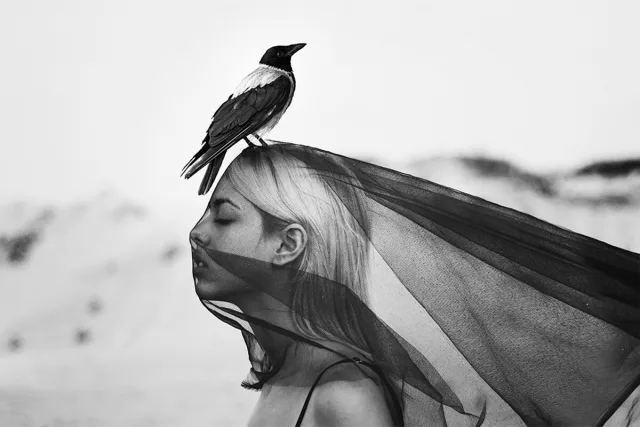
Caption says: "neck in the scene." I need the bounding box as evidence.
[230,292,299,358]
[259,63,293,74]
[228,291,363,384]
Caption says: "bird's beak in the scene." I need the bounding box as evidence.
[286,43,306,56]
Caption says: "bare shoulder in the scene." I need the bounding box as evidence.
[311,364,395,427]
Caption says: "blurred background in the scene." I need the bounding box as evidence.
[1,0,639,426]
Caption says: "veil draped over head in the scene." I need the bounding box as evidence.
[193,143,640,427]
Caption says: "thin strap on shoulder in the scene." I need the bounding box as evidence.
[294,357,404,427]
[294,358,353,427]
[350,357,403,425]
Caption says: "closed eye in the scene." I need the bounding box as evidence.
[214,219,232,225]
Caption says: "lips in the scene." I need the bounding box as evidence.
[192,251,208,268]
[190,243,213,270]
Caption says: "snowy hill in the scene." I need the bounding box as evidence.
[401,156,640,251]
[0,191,256,426]
[1,158,638,427]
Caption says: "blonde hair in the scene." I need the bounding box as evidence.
[225,144,372,351]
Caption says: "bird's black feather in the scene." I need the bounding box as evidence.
[198,152,226,195]
[207,76,291,140]
[183,123,253,178]
[181,75,292,186]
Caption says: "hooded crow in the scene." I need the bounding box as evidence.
[181,43,306,195]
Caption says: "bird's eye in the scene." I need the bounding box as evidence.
[277,51,284,57]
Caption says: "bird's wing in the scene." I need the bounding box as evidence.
[206,75,292,147]
[180,75,293,178]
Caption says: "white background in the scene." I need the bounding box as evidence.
[1,0,639,205]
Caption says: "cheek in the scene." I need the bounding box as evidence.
[212,226,249,255]
[218,223,267,258]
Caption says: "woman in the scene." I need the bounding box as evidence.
[189,143,640,427]
[190,145,401,426]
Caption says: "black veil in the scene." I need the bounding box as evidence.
[191,143,639,426]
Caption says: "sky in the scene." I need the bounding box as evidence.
[1,0,639,206]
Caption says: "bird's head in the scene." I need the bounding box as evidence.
[259,43,306,72]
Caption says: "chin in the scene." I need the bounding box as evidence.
[193,276,220,299]
[193,275,239,301]
[192,262,252,301]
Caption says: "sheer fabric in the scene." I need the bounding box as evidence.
[192,143,640,426]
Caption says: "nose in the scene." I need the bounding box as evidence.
[190,227,210,248]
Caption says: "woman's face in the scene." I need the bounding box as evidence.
[189,177,280,300]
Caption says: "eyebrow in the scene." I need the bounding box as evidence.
[211,197,240,210]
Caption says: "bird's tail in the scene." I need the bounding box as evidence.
[197,151,226,195]
[181,141,210,177]
[182,126,252,179]
[181,140,235,181]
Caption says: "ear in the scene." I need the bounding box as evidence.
[272,224,307,266]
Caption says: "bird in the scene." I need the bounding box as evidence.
[181,43,306,195]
